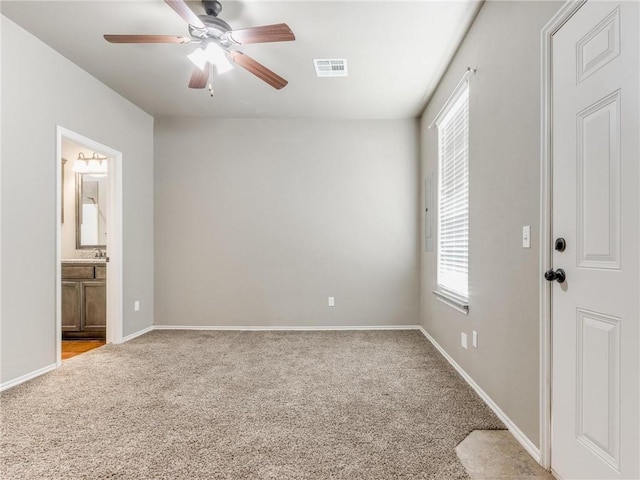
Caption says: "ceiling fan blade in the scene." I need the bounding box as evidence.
[229,23,295,45]
[104,35,191,44]
[189,64,210,89]
[229,51,288,89]
[164,0,206,29]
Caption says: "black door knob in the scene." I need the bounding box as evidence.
[544,268,566,283]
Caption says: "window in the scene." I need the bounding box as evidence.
[435,85,469,308]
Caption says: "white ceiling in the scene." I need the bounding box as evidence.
[1,0,481,119]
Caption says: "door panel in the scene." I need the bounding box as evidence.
[61,281,81,332]
[576,6,620,83]
[82,282,106,331]
[576,91,620,269]
[576,308,620,469]
[551,1,639,478]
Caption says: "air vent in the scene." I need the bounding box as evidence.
[313,59,348,78]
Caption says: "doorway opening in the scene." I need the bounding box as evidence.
[56,127,123,365]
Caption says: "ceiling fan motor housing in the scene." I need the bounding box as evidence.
[189,15,233,44]
[202,0,222,17]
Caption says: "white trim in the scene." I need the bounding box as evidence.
[55,130,63,367]
[539,0,587,470]
[433,289,469,315]
[0,325,423,390]
[418,326,542,464]
[121,325,154,343]
[0,13,3,387]
[105,144,124,345]
[55,127,124,361]
[153,325,422,332]
[0,363,57,392]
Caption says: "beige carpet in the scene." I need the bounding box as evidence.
[1,330,503,479]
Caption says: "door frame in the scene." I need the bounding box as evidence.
[539,0,588,471]
[55,126,124,365]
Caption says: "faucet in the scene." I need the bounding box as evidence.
[93,248,105,258]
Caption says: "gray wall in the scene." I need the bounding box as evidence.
[419,0,561,447]
[1,16,155,385]
[155,118,420,327]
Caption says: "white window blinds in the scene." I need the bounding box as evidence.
[437,85,469,301]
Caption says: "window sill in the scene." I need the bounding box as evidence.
[433,289,469,315]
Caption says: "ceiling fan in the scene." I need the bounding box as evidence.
[104,0,295,91]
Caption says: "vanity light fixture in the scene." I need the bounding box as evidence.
[73,152,108,175]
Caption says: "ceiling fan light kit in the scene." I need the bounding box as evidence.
[188,43,233,74]
[104,0,295,92]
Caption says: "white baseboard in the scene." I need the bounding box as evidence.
[6,314,538,472]
[153,324,422,331]
[0,363,57,392]
[121,325,154,343]
[1,324,152,392]
[0,325,419,392]
[418,326,541,463]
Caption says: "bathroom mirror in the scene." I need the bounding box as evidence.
[76,173,107,249]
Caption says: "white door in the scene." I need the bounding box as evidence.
[550,1,639,478]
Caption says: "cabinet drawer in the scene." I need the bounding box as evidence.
[62,266,94,279]
[95,266,106,279]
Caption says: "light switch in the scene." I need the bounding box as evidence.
[461,332,468,349]
[522,225,531,248]
[328,297,335,307]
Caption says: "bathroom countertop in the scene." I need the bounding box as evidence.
[61,258,107,264]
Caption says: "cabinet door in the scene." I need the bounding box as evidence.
[82,282,106,333]
[61,281,81,332]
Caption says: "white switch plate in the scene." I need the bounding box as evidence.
[461,332,468,349]
[328,297,335,307]
[472,330,478,348]
[134,301,140,312]
[522,225,531,248]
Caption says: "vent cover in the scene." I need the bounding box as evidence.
[313,59,348,77]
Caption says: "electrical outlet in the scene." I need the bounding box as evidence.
[472,330,478,348]
[134,301,140,312]
[461,332,468,349]
[328,297,335,307]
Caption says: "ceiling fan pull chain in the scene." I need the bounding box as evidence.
[208,64,215,97]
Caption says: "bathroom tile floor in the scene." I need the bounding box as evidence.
[456,430,555,480]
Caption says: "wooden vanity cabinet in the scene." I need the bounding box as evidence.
[61,282,81,332]
[61,263,106,339]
